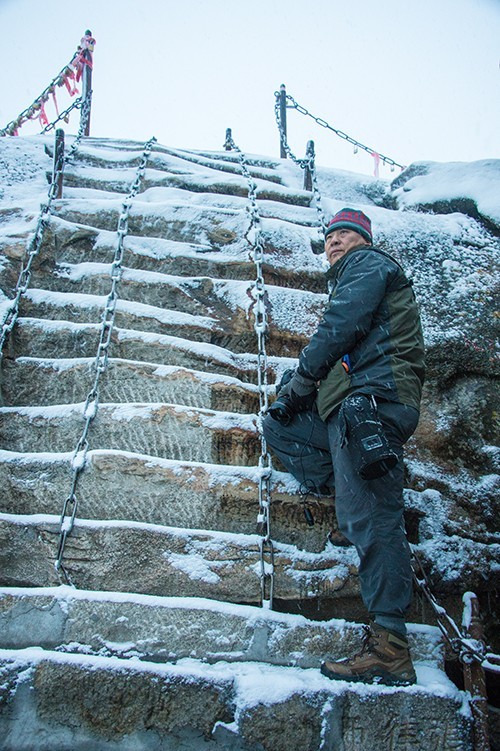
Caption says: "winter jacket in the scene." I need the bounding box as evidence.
[297,245,425,421]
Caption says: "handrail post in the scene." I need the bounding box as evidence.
[224,128,232,151]
[81,29,95,136]
[303,140,314,191]
[279,84,287,159]
[53,129,65,198]
[462,593,490,751]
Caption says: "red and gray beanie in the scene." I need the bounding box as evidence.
[324,208,373,244]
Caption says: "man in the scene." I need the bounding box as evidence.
[263,207,425,686]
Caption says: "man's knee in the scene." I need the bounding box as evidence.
[262,413,279,447]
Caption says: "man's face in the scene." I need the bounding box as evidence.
[325,228,369,266]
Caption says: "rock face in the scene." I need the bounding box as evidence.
[0,135,498,749]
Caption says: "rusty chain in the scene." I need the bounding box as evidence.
[224,131,275,608]
[412,550,500,672]
[54,136,157,583]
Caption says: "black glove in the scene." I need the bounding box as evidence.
[275,368,295,397]
[268,370,317,425]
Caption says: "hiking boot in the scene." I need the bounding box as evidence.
[320,623,417,686]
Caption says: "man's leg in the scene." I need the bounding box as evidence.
[321,401,420,686]
[262,408,334,492]
[327,401,419,634]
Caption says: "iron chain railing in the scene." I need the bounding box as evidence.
[276,89,405,171]
[41,96,84,134]
[273,93,327,235]
[412,551,499,670]
[54,135,157,583]
[0,96,92,363]
[412,551,499,750]
[65,91,92,162]
[225,132,275,608]
[1,31,94,138]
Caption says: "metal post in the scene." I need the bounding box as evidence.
[53,129,65,198]
[303,140,314,191]
[279,84,287,159]
[224,128,232,150]
[81,29,94,136]
[463,594,490,751]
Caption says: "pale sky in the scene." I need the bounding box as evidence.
[0,0,499,177]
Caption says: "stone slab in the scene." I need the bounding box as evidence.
[0,450,335,553]
[0,649,472,751]
[0,402,261,465]
[0,587,445,667]
[0,515,359,605]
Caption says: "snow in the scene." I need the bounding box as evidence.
[24,287,218,331]
[392,159,500,226]
[0,645,464,708]
[1,134,498,720]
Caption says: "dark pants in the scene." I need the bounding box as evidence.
[262,400,419,635]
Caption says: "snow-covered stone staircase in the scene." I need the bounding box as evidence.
[1,135,498,749]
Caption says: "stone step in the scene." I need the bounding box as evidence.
[51,140,285,184]
[0,645,471,751]
[0,358,261,411]
[0,586,443,667]
[9,318,295,384]
[35,216,326,290]
[47,137,311,208]
[19,289,309,358]
[0,402,261,465]
[27,263,324,341]
[0,449,334,553]
[58,164,311,208]
[50,192,319,257]
[0,513,359,606]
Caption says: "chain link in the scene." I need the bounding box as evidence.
[273,94,327,234]
[54,135,157,583]
[276,89,405,171]
[225,132,275,608]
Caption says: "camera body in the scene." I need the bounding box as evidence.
[268,393,295,425]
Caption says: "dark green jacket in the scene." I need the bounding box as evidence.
[297,245,425,420]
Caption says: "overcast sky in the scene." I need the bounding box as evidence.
[1,0,499,177]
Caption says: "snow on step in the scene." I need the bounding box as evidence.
[0,449,334,552]
[59,163,313,208]
[61,140,285,186]
[50,188,320,251]
[21,288,225,349]
[0,586,444,667]
[0,401,260,465]
[12,317,296,382]
[1,358,261,411]
[39,215,326,285]
[0,646,471,751]
[0,513,359,604]
[28,262,325,340]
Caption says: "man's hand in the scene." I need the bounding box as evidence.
[279,371,317,412]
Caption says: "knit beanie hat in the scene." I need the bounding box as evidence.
[324,208,373,244]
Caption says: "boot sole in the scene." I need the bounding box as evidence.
[320,661,416,687]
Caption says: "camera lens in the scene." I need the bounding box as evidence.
[268,394,294,425]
